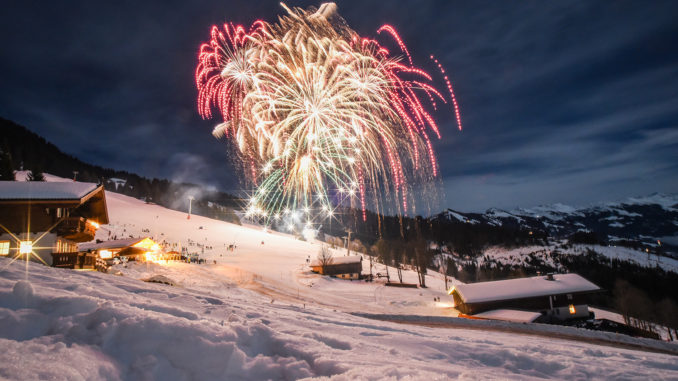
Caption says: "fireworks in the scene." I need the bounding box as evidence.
[196,3,461,223]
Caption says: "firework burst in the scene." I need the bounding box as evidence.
[196,2,461,223]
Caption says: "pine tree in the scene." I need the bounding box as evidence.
[0,142,15,181]
[27,164,45,181]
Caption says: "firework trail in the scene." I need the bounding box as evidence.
[196,2,461,224]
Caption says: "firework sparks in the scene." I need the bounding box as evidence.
[196,2,461,222]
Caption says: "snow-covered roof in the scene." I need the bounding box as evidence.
[452,274,600,304]
[310,255,362,267]
[0,181,100,201]
[79,237,148,251]
[472,309,542,323]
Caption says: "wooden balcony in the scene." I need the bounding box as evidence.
[51,251,97,270]
[55,217,96,242]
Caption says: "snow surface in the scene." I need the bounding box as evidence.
[478,243,678,274]
[1,175,677,379]
[0,181,99,200]
[453,274,600,304]
[2,257,678,380]
[622,194,678,211]
[515,203,584,220]
[15,170,73,183]
[80,237,148,251]
[472,309,542,323]
[310,255,362,267]
[577,244,678,273]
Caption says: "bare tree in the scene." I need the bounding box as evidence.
[317,245,334,275]
[373,239,391,281]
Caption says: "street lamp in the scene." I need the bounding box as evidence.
[187,196,195,220]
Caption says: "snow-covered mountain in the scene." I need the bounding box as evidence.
[435,193,678,254]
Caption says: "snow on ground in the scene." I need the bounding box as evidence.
[2,257,678,380]
[514,203,584,220]
[101,190,453,316]
[478,243,678,274]
[479,246,559,269]
[622,194,678,211]
[572,244,678,274]
[1,177,677,379]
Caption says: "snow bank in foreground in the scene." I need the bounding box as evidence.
[1,258,678,380]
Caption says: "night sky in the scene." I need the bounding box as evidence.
[1,1,677,212]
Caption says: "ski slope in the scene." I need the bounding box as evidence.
[101,189,454,316]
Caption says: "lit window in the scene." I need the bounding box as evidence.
[0,241,9,255]
[569,304,576,315]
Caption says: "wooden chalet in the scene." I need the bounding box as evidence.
[310,255,362,279]
[79,237,164,263]
[0,181,108,269]
[450,273,601,321]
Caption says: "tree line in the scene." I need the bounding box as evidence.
[0,118,240,225]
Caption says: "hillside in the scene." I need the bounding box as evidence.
[0,118,241,224]
[4,119,678,333]
[433,194,678,256]
[1,175,677,379]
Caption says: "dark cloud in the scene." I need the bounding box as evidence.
[1,0,677,212]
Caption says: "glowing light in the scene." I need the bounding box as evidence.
[99,250,113,259]
[19,241,33,255]
[132,238,161,252]
[196,3,461,221]
[87,220,100,229]
[569,304,576,315]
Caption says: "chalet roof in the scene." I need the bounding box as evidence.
[79,237,149,251]
[452,273,600,304]
[310,255,362,267]
[0,181,109,225]
[0,182,99,201]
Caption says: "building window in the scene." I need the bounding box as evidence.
[0,241,9,255]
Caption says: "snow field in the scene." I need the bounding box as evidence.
[2,258,678,380]
[1,178,677,379]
